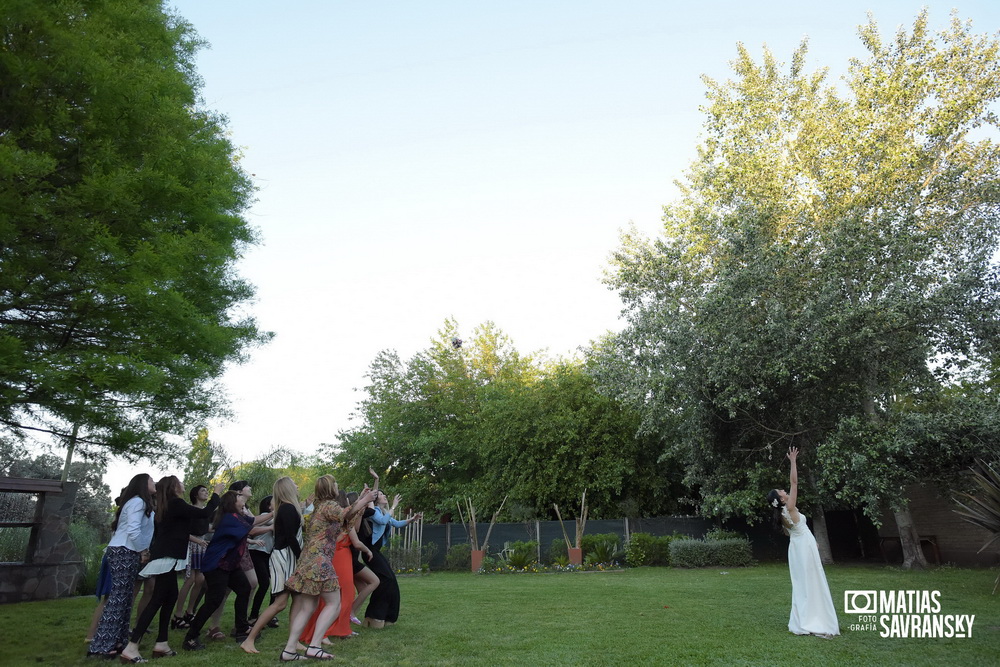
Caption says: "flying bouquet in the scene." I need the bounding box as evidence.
[451,337,463,349]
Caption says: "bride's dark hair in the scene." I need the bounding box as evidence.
[766,489,786,534]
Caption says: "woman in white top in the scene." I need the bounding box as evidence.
[88,473,155,659]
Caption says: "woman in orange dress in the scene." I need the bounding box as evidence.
[278,475,376,661]
[298,490,373,644]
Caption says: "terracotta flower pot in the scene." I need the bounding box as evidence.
[471,549,484,572]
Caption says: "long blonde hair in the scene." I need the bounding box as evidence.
[272,476,302,525]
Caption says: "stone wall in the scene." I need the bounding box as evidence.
[0,478,83,604]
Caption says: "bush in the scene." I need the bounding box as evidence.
[69,522,105,595]
[669,537,754,568]
[715,538,755,567]
[581,532,620,559]
[625,532,677,567]
[505,540,538,569]
[546,538,568,565]
[704,527,745,541]
[445,542,471,571]
[0,526,30,563]
[584,537,622,565]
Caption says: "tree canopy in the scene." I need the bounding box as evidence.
[329,320,680,519]
[596,10,1000,564]
[0,1,270,463]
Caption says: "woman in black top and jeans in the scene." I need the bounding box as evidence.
[118,477,223,663]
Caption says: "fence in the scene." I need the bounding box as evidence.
[0,477,83,603]
[387,515,716,570]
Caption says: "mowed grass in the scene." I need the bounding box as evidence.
[0,564,997,666]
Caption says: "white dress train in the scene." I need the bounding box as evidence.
[784,507,840,636]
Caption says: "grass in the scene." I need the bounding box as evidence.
[0,564,996,665]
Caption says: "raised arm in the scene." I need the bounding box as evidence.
[786,446,800,524]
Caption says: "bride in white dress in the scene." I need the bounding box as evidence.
[766,447,840,637]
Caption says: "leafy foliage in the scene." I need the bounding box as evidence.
[953,459,1000,554]
[595,10,1000,529]
[669,537,754,568]
[330,319,680,517]
[1,452,112,538]
[0,0,270,463]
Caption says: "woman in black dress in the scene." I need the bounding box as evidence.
[360,490,421,628]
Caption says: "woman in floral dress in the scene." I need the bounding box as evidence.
[278,475,376,661]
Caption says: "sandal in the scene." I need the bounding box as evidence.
[151,649,177,658]
[118,656,147,664]
[305,645,335,660]
[169,616,189,630]
[181,639,205,652]
[207,627,226,641]
[280,650,306,662]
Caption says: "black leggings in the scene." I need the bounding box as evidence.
[249,549,271,619]
[130,570,179,643]
[185,568,250,640]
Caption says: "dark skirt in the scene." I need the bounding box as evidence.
[363,540,400,623]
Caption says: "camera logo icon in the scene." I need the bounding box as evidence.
[844,590,877,614]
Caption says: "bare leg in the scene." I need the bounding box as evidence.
[174,573,195,619]
[239,591,288,654]
[309,590,341,650]
[351,567,379,617]
[184,571,205,615]
[86,598,107,641]
[283,594,317,657]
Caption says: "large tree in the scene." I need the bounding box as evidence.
[330,320,676,518]
[332,320,532,513]
[0,1,270,464]
[599,10,1000,567]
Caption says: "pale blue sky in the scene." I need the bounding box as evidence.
[108,1,1000,489]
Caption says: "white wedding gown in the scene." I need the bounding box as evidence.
[784,507,840,636]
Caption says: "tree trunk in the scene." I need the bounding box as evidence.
[893,504,928,570]
[61,422,80,482]
[811,504,834,565]
[804,468,834,565]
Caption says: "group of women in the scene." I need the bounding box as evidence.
[86,468,422,662]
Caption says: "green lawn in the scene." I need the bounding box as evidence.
[0,564,996,665]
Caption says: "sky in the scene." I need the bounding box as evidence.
[102,1,1000,492]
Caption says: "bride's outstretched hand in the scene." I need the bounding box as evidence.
[787,446,799,462]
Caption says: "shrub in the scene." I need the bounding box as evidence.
[69,522,105,595]
[583,535,622,565]
[670,537,755,568]
[547,538,568,565]
[704,527,745,541]
[715,538,755,567]
[625,532,677,566]
[505,540,538,569]
[581,532,620,559]
[445,542,471,571]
